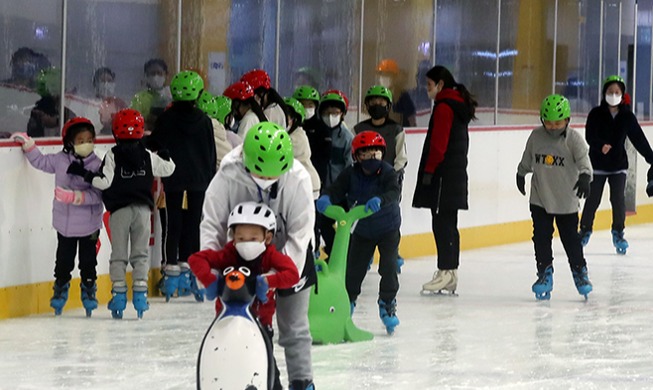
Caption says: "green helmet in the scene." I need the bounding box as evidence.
[36,68,61,97]
[292,85,320,103]
[540,94,571,121]
[603,75,625,87]
[284,97,306,123]
[243,121,294,177]
[214,95,232,125]
[197,91,218,118]
[170,70,204,101]
[364,85,393,104]
[319,92,347,113]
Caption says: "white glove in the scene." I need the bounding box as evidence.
[12,132,36,152]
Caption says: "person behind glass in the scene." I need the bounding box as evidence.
[130,58,172,132]
[3,47,41,89]
[376,58,417,127]
[200,121,317,390]
[241,69,288,128]
[27,68,76,138]
[316,131,401,334]
[72,109,175,318]
[189,202,300,390]
[516,95,593,300]
[223,80,268,138]
[579,75,653,254]
[312,90,354,259]
[93,67,127,135]
[412,65,477,295]
[146,70,216,302]
[284,97,321,199]
[409,60,433,112]
[12,117,102,316]
[196,91,234,170]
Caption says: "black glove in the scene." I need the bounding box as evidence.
[647,181,653,197]
[647,165,653,182]
[516,174,526,196]
[574,173,591,198]
[422,173,434,186]
[158,149,171,161]
[67,161,89,177]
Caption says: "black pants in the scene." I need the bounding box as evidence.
[54,231,99,287]
[317,212,336,257]
[162,190,205,265]
[580,173,627,232]
[346,230,400,302]
[430,209,460,270]
[530,204,586,273]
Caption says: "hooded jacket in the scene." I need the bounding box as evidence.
[289,125,321,198]
[148,103,216,192]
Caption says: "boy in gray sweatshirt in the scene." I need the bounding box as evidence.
[516,94,593,300]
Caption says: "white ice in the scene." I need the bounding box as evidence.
[2,225,653,390]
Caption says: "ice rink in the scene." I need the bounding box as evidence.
[2,225,653,390]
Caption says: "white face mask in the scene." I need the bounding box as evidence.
[74,143,94,158]
[606,93,622,106]
[147,75,166,90]
[235,241,267,261]
[427,87,438,100]
[379,76,392,88]
[324,114,341,128]
[252,176,278,190]
[305,107,316,120]
[96,82,115,98]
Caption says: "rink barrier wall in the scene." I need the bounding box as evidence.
[2,122,653,319]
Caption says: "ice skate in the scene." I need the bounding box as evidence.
[108,288,127,319]
[162,264,181,302]
[579,229,592,247]
[289,379,315,390]
[50,282,70,316]
[532,265,553,300]
[132,281,149,319]
[396,255,405,274]
[178,262,192,296]
[572,266,592,299]
[611,229,628,255]
[378,298,400,335]
[350,300,356,316]
[189,272,205,302]
[80,282,98,317]
[421,269,458,296]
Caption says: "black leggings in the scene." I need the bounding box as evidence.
[162,190,205,265]
[531,204,586,273]
[430,209,460,270]
[580,173,626,232]
[55,231,99,287]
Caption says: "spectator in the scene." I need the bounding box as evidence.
[93,67,127,135]
[130,58,172,131]
[27,68,76,138]
[376,58,417,127]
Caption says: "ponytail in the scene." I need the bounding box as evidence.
[454,83,478,121]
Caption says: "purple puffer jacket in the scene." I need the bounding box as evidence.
[25,148,103,237]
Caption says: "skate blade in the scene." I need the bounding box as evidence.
[534,291,551,300]
[616,248,627,255]
[420,289,458,297]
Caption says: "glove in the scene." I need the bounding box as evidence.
[204,278,220,301]
[364,196,381,213]
[67,161,88,177]
[12,132,36,152]
[255,275,269,303]
[316,195,331,214]
[422,173,434,186]
[647,181,653,197]
[54,187,84,205]
[516,174,526,196]
[574,173,591,199]
[157,149,171,161]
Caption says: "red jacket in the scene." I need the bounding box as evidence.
[188,241,299,327]
[423,88,465,174]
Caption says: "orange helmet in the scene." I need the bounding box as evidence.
[376,58,399,75]
[112,108,145,140]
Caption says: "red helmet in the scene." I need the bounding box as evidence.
[352,131,386,155]
[224,81,255,101]
[62,117,94,141]
[240,69,271,90]
[323,89,349,112]
[112,108,145,140]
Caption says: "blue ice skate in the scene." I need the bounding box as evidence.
[350,300,356,316]
[162,264,181,302]
[289,379,315,390]
[80,283,98,317]
[178,262,192,297]
[189,273,205,302]
[378,298,400,335]
[396,255,405,274]
[50,282,70,316]
[579,230,592,247]
[132,291,149,319]
[572,266,593,299]
[611,229,628,255]
[108,290,127,319]
[532,265,553,300]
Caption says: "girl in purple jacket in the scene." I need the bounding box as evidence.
[13,118,103,316]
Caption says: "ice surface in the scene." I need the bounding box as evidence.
[2,225,653,389]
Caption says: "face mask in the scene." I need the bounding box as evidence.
[252,176,278,190]
[305,107,316,120]
[74,143,94,158]
[368,104,389,120]
[228,117,236,131]
[235,241,267,261]
[360,158,383,173]
[96,82,115,98]
[606,93,622,106]
[379,76,392,88]
[427,88,438,100]
[147,75,166,90]
[13,63,36,80]
[324,114,341,128]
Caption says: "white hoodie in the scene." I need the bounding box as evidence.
[200,145,315,277]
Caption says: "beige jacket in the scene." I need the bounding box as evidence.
[211,118,233,170]
[290,126,321,198]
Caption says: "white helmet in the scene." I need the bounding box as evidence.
[228,202,277,233]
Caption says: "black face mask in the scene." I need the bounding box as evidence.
[360,159,383,173]
[232,101,243,120]
[368,104,389,120]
